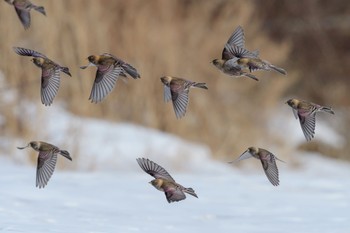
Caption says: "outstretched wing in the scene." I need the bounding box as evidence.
[36,150,58,188]
[14,7,31,29]
[291,108,298,119]
[170,82,189,119]
[163,85,172,102]
[226,26,245,48]
[298,112,316,141]
[89,65,124,103]
[230,149,253,163]
[13,47,47,58]
[41,67,60,106]
[223,44,257,60]
[136,158,175,182]
[259,149,280,186]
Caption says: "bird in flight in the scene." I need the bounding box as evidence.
[17,141,72,188]
[136,158,198,203]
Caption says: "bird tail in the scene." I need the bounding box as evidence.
[61,67,72,77]
[270,64,287,75]
[59,150,72,161]
[320,106,335,115]
[34,6,46,16]
[183,187,198,198]
[193,82,208,90]
[122,64,140,79]
[244,73,259,81]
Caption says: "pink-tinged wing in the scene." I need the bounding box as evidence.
[36,151,58,188]
[170,83,189,119]
[164,186,186,203]
[259,150,280,186]
[41,67,60,106]
[298,112,316,141]
[89,65,124,103]
[136,158,175,182]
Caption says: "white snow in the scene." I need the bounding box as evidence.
[0,102,349,233]
[0,153,349,233]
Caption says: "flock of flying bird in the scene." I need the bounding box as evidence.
[6,0,335,203]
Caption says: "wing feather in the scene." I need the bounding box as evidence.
[41,68,60,106]
[89,66,123,103]
[260,154,280,186]
[298,113,316,141]
[36,151,58,188]
[136,158,175,182]
[13,47,47,58]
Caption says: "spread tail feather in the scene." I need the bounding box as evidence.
[184,187,198,198]
[122,64,140,79]
[61,67,72,77]
[193,82,208,90]
[34,6,46,16]
[270,65,287,75]
[59,150,72,161]
[244,73,259,81]
[320,106,335,115]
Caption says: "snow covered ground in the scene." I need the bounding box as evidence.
[0,103,349,232]
[0,153,349,233]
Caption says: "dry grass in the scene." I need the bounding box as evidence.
[0,0,348,162]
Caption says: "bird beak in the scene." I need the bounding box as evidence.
[17,144,30,150]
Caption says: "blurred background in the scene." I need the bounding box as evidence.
[0,0,349,168]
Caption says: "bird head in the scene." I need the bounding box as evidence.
[87,55,99,65]
[286,99,299,108]
[149,179,163,190]
[211,59,224,68]
[31,57,45,67]
[17,141,40,151]
[160,76,172,86]
[29,141,40,151]
[80,55,98,69]
[247,147,259,155]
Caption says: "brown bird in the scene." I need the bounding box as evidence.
[5,0,46,29]
[221,25,245,58]
[160,76,208,119]
[17,141,72,188]
[80,53,140,103]
[286,98,335,141]
[212,26,259,81]
[136,158,198,203]
[230,147,285,186]
[237,55,287,75]
[226,43,287,75]
[13,47,71,106]
[212,44,258,81]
